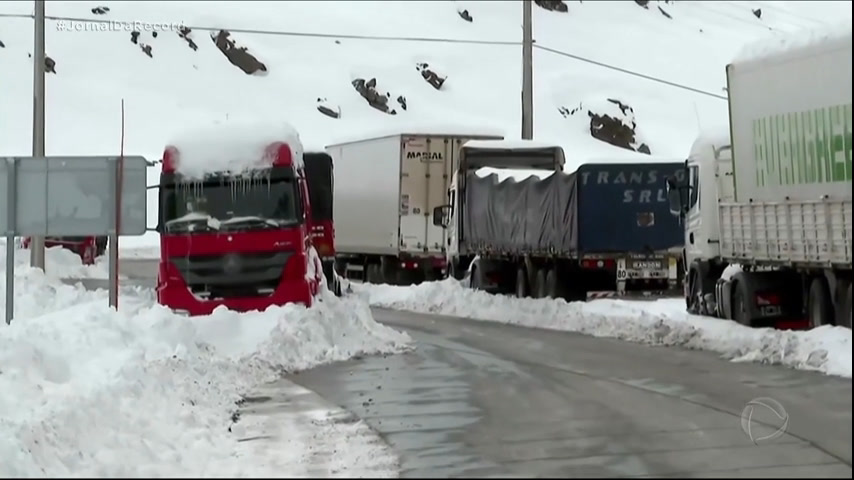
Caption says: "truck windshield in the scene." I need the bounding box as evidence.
[160,177,301,234]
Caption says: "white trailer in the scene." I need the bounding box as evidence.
[326,131,503,284]
[667,24,852,328]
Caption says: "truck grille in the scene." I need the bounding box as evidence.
[170,251,292,299]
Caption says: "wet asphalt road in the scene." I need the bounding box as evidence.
[80,259,853,478]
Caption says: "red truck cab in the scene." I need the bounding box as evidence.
[20,236,107,265]
[156,130,322,316]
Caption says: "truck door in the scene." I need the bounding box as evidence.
[424,137,460,254]
[399,136,440,253]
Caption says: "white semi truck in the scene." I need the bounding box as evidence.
[326,131,502,285]
[666,25,852,328]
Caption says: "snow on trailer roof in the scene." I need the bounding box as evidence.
[165,121,305,179]
[324,122,505,146]
[462,139,563,151]
[732,21,852,65]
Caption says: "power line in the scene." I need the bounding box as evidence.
[0,13,522,46]
[0,12,727,101]
[534,45,728,101]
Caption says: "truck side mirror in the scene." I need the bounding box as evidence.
[432,205,451,228]
[665,176,683,216]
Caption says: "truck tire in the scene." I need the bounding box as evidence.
[731,281,752,326]
[515,268,528,298]
[842,282,852,329]
[534,269,547,299]
[808,277,834,328]
[366,264,380,284]
[545,268,559,299]
[470,265,486,291]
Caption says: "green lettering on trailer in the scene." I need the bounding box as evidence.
[752,103,853,186]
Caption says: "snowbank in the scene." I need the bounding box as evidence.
[0,257,412,476]
[357,279,852,378]
[165,121,306,179]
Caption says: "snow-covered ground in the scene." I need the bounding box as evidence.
[357,279,852,379]
[1,0,850,249]
[0,249,413,477]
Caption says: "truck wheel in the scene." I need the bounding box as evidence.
[842,282,852,329]
[731,281,752,326]
[366,264,379,284]
[534,269,547,299]
[515,268,528,298]
[545,268,559,299]
[808,277,834,328]
[470,266,486,291]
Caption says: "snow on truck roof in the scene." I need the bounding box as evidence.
[462,139,563,151]
[732,21,852,65]
[165,122,305,179]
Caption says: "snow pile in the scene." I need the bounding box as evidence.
[166,121,306,179]
[358,279,852,378]
[0,258,413,476]
[733,21,853,63]
[1,240,112,279]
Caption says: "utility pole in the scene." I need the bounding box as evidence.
[521,0,534,140]
[31,0,46,270]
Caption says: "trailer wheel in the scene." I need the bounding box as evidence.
[366,264,380,284]
[515,268,528,298]
[842,282,852,329]
[731,281,752,326]
[470,265,486,291]
[808,277,834,328]
[531,269,546,299]
[545,268,559,299]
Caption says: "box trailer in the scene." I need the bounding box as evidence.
[437,140,685,300]
[667,24,852,328]
[326,131,502,284]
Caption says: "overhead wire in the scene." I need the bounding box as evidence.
[1,12,729,101]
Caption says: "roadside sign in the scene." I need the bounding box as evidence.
[2,156,148,324]
[0,156,147,235]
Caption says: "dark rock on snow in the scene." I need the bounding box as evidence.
[416,63,446,90]
[658,6,672,19]
[635,0,650,9]
[130,30,140,44]
[45,56,56,74]
[211,29,267,75]
[535,0,569,13]
[91,6,110,15]
[178,26,198,51]
[753,8,762,19]
[458,9,473,22]
[140,44,153,58]
[316,98,341,119]
[352,77,398,115]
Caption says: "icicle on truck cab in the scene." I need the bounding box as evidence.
[155,124,325,316]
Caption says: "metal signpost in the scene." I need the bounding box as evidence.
[1,156,148,324]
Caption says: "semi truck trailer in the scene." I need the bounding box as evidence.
[435,140,686,300]
[325,131,502,285]
[666,25,852,328]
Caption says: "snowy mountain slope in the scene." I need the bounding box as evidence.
[1,0,850,249]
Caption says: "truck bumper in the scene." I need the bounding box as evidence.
[156,276,314,316]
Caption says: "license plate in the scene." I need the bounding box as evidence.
[631,260,663,270]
